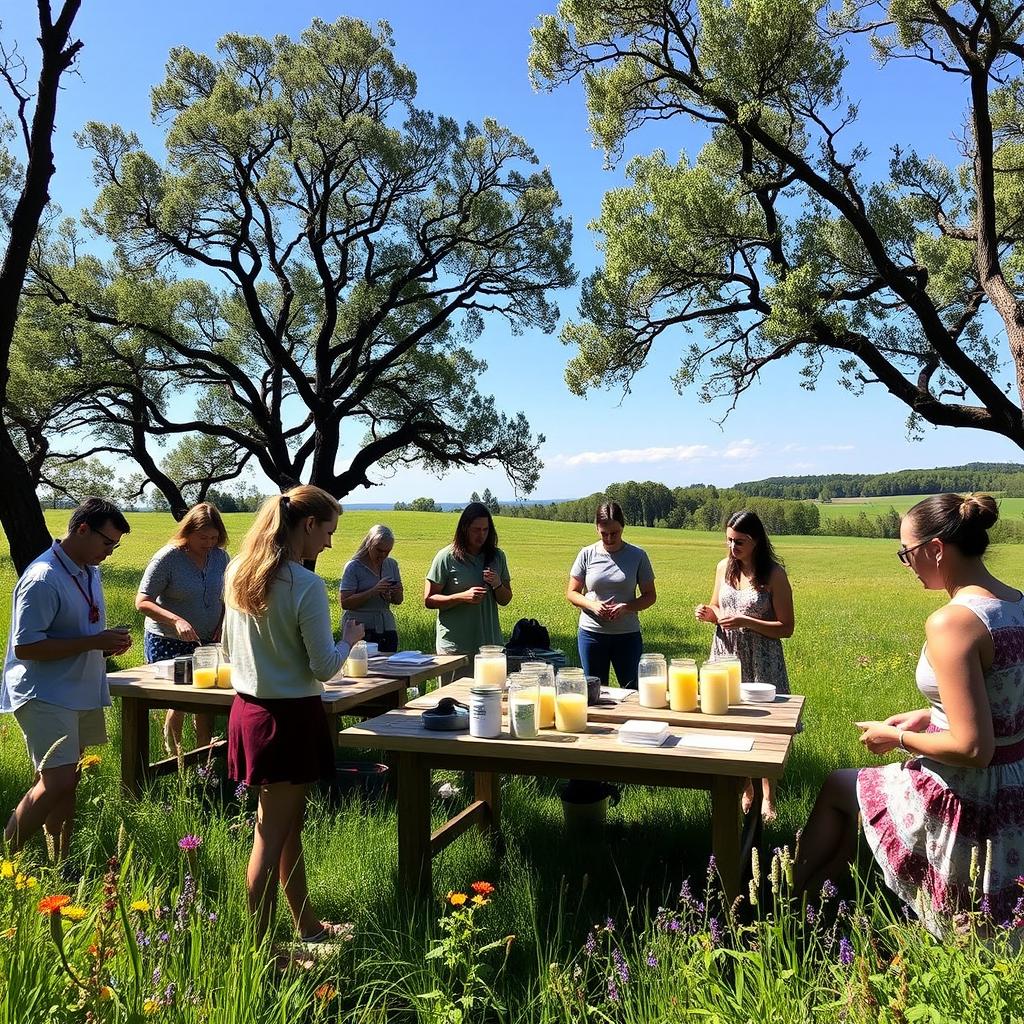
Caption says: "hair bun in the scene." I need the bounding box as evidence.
[959,493,998,529]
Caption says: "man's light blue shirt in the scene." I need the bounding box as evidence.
[2,543,109,712]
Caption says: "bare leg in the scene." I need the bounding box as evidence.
[194,713,215,748]
[794,768,861,898]
[4,764,79,856]
[164,711,185,756]
[278,804,322,937]
[761,777,777,824]
[741,778,755,816]
[43,787,77,862]
[246,783,308,940]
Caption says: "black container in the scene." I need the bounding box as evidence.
[328,760,389,806]
[173,657,193,685]
[586,675,602,705]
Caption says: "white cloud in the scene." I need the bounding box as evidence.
[550,439,765,468]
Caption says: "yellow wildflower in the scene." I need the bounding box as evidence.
[471,894,489,906]
[130,899,151,913]
[0,860,14,879]
[143,999,160,1015]
[60,905,88,921]
[98,985,113,1000]
[78,753,102,771]
[14,873,37,890]
[1,927,15,939]
[447,891,468,906]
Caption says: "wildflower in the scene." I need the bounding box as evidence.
[131,900,151,913]
[981,896,992,917]
[59,905,88,921]
[969,845,980,884]
[207,911,217,923]
[471,881,495,896]
[143,999,160,1015]
[748,878,758,906]
[646,951,659,969]
[158,932,170,943]
[707,855,717,876]
[175,874,197,929]
[604,916,615,932]
[709,917,723,947]
[177,835,202,852]
[78,753,102,771]
[584,931,597,956]
[37,894,71,915]
[136,930,150,947]
[447,891,467,907]
[612,947,629,984]
[751,847,761,889]
[471,894,489,906]
[837,900,849,919]
[14,873,37,889]
[234,782,249,801]
[770,852,780,895]
[821,879,838,901]
[839,937,854,966]
[163,982,177,1004]
[98,986,113,1000]
[1,927,15,939]
[0,860,14,879]
[806,902,817,927]
[606,977,619,1003]
[314,983,337,1000]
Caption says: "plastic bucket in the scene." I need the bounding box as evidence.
[560,780,620,833]
[331,761,389,804]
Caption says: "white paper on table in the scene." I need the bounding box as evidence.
[676,732,754,752]
[386,651,435,666]
[602,687,635,702]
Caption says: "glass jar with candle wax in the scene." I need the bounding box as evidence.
[554,669,588,733]
[699,660,730,716]
[508,673,539,739]
[718,656,742,704]
[474,646,507,689]
[191,645,219,689]
[344,641,369,678]
[668,658,699,712]
[637,653,668,708]
[215,645,232,689]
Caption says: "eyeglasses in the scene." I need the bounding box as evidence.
[896,537,937,565]
[92,527,120,550]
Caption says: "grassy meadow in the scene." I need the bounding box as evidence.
[0,510,1022,1021]
[817,494,1024,520]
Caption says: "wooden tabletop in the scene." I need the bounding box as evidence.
[108,652,468,713]
[407,680,804,735]
[336,706,791,779]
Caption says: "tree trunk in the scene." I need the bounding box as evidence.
[0,422,51,573]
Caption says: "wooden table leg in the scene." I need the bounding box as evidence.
[397,752,432,899]
[473,771,502,852]
[710,775,742,901]
[119,696,151,799]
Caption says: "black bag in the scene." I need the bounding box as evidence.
[508,617,550,650]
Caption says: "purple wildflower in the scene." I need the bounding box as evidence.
[820,880,838,901]
[612,947,629,984]
[152,967,161,986]
[584,931,597,956]
[604,917,615,933]
[668,918,680,933]
[158,932,169,944]
[175,873,197,929]
[707,855,717,875]
[838,937,854,966]
[805,903,817,927]
[709,916,723,947]
[135,930,150,947]
[164,982,177,1004]
[207,912,217,924]
[234,782,249,801]
[646,951,659,969]
[679,879,693,905]
[606,977,619,1003]
[178,834,202,852]
[980,896,992,917]
[837,900,849,920]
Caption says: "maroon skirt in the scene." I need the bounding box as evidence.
[227,693,334,786]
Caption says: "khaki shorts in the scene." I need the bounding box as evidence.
[12,700,108,770]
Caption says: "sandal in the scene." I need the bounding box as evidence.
[299,921,354,944]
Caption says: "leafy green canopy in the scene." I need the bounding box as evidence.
[33,17,574,509]
[530,1,1024,447]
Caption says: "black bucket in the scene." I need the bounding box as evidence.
[330,760,389,805]
[559,780,621,832]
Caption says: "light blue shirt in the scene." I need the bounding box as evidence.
[2,543,109,712]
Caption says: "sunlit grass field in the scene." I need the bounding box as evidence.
[1,510,1022,1020]
[817,494,1024,520]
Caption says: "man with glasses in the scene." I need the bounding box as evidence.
[2,497,133,862]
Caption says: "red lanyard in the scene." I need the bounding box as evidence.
[53,543,100,624]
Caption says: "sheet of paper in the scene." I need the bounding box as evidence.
[602,687,635,702]
[676,732,754,752]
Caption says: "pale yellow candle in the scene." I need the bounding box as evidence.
[215,664,233,689]
[723,659,742,704]
[345,657,368,678]
[638,678,667,708]
[555,692,588,733]
[475,658,507,688]
[699,665,729,716]
[193,667,217,689]
[669,663,699,712]
[537,686,556,728]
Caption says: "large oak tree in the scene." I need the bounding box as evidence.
[530,1,1024,447]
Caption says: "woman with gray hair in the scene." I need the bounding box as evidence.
[339,524,404,652]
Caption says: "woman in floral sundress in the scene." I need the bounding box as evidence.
[796,493,1024,933]
[695,510,795,822]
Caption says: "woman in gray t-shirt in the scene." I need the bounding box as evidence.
[567,501,656,688]
[339,525,404,652]
[135,503,229,753]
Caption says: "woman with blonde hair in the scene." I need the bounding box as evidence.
[222,485,363,942]
[136,502,229,753]
[340,524,404,653]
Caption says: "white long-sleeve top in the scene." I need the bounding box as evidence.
[222,561,350,699]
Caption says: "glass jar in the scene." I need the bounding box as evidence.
[474,647,507,689]
[637,653,668,708]
[668,658,698,712]
[215,645,233,689]
[191,645,219,689]
[508,673,539,739]
[555,668,588,733]
[344,640,369,678]
[521,663,555,728]
[469,685,502,738]
[699,659,729,716]
[719,656,742,704]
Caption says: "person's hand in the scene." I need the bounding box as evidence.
[211,625,222,643]
[605,602,628,621]
[174,618,199,643]
[342,621,365,646]
[716,614,748,631]
[590,599,609,618]
[855,721,901,755]
[465,586,488,605]
[99,628,132,656]
[883,708,931,733]
[695,604,718,624]
[371,578,392,598]
[482,568,500,590]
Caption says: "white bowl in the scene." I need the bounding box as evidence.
[741,682,776,703]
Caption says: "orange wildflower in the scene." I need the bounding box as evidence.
[37,894,71,915]
[314,983,337,1000]
[470,881,495,896]
[447,891,468,906]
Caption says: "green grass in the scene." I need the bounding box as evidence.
[816,495,1024,519]
[1,511,1023,1021]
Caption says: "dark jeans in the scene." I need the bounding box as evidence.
[577,629,643,688]
[363,628,399,654]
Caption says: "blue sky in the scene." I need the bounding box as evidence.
[4,1,1020,501]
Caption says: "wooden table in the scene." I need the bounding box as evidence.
[407,680,805,734]
[336,703,792,901]
[109,654,468,797]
